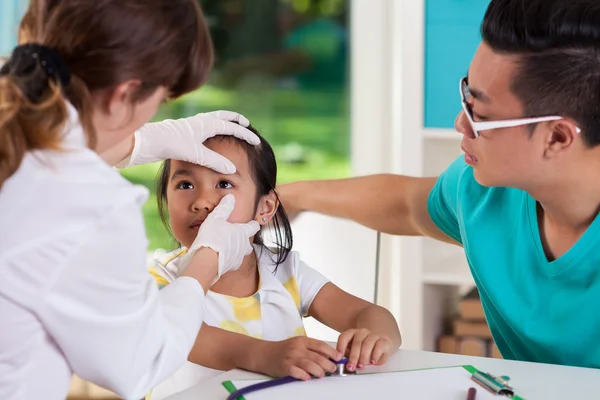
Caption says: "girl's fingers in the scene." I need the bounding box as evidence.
[306,350,337,374]
[358,335,379,367]
[371,338,393,365]
[298,358,327,379]
[336,329,355,357]
[347,330,370,370]
[370,339,387,365]
[288,365,311,381]
[307,338,342,361]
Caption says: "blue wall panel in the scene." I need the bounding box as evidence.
[424,0,490,128]
[0,0,27,56]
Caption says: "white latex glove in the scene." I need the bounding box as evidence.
[180,194,260,278]
[118,110,260,174]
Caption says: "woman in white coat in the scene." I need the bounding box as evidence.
[0,1,258,399]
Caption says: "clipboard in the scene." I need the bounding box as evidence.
[222,365,526,400]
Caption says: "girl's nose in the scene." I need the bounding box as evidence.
[191,188,218,213]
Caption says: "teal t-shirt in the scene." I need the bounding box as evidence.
[428,156,600,368]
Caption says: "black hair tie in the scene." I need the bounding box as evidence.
[0,43,71,88]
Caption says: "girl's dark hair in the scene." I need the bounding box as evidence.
[156,126,293,268]
[0,0,213,189]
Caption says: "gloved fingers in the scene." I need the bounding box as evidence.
[203,120,260,146]
[208,194,236,221]
[242,220,261,240]
[205,110,250,127]
[200,146,237,174]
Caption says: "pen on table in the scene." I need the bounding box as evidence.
[466,387,477,400]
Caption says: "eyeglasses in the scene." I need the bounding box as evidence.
[459,77,579,137]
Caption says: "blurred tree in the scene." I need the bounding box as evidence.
[199,0,347,67]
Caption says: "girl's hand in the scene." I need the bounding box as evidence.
[336,328,394,371]
[258,337,343,381]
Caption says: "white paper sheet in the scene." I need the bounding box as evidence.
[225,366,502,399]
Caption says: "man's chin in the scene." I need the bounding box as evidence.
[472,169,500,188]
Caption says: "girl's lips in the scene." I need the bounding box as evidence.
[189,219,205,231]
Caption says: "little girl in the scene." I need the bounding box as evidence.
[147,124,402,399]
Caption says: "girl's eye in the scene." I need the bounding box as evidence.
[176,181,194,190]
[217,180,233,189]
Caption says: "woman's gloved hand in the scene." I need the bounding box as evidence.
[180,194,260,279]
[118,110,259,173]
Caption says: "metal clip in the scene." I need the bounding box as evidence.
[327,357,356,377]
[472,371,514,397]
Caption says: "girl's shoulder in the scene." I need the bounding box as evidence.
[148,247,188,287]
[154,247,188,268]
[255,246,301,283]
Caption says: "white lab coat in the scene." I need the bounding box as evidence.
[0,106,206,400]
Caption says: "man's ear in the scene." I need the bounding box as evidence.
[255,190,278,225]
[543,119,579,159]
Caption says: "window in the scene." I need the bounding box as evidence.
[124,0,350,250]
[0,0,350,251]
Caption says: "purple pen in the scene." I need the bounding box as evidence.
[226,357,352,400]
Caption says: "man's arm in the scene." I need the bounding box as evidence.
[277,175,457,245]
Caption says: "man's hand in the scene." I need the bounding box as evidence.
[275,182,303,220]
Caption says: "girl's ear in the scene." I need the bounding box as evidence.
[255,190,278,226]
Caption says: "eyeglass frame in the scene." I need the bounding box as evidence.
[459,77,580,138]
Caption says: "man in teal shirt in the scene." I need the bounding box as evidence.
[278,0,600,368]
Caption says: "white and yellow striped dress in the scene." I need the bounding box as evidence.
[146,245,329,400]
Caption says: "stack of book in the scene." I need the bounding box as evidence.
[437,287,502,358]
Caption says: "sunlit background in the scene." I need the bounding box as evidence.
[1,0,350,250]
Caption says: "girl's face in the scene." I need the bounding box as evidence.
[166,139,266,248]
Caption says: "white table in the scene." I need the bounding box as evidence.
[167,348,599,399]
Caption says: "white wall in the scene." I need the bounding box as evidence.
[291,214,378,341]
[293,1,466,351]
[291,0,398,342]
[348,0,427,349]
